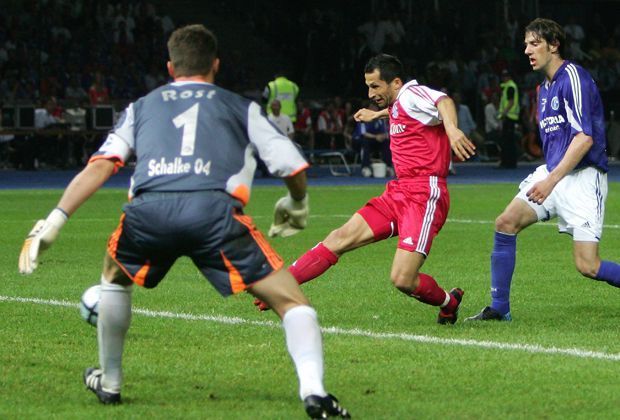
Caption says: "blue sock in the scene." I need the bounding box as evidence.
[490,232,517,315]
[596,261,620,288]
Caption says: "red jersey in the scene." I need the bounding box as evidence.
[295,107,312,131]
[388,80,451,179]
[89,85,110,105]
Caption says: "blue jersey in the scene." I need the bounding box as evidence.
[537,61,608,172]
[91,81,308,205]
[353,119,388,140]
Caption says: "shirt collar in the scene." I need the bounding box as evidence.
[396,79,418,100]
[545,60,569,88]
[171,81,213,86]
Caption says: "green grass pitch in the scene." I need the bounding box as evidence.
[1,183,620,419]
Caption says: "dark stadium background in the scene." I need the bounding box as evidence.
[0,0,619,170]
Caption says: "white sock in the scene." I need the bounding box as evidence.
[282,305,327,400]
[98,276,132,393]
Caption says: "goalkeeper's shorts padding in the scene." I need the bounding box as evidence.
[107,191,283,295]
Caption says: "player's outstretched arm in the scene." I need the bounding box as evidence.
[437,97,476,161]
[268,171,309,238]
[18,159,117,274]
[354,107,388,122]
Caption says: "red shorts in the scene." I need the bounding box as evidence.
[357,177,449,255]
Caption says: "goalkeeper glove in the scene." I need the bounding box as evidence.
[268,193,309,238]
[18,208,68,274]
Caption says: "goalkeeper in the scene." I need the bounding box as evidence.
[18,24,349,419]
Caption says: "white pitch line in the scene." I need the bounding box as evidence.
[2,295,619,362]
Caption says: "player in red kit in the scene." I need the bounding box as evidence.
[257,54,476,323]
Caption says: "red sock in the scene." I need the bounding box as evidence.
[288,242,339,285]
[411,273,452,309]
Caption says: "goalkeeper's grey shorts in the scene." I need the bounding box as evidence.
[106,190,283,296]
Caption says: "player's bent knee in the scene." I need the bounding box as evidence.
[495,213,519,234]
[323,227,355,255]
[103,254,133,286]
[323,216,375,255]
[249,269,310,317]
[575,259,599,279]
[390,271,416,294]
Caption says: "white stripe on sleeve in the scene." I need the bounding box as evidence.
[96,103,135,163]
[565,64,582,122]
[564,98,583,133]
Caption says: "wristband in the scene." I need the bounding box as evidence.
[54,207,69,219]
[288,193,308,207]
[47,208,68,229]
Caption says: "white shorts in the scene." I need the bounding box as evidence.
[516,164,607,242]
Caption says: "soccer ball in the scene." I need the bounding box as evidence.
[79,285,100,327]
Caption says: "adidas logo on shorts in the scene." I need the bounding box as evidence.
[402,237,414,246]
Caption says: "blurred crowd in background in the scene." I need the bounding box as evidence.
[1,0,620,171]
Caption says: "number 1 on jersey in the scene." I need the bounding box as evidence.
[173,103,199,156]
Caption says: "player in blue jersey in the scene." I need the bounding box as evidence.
[17,25,349,419]
[467,18,620,321]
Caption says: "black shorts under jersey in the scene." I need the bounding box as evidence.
[107,191,283,296]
